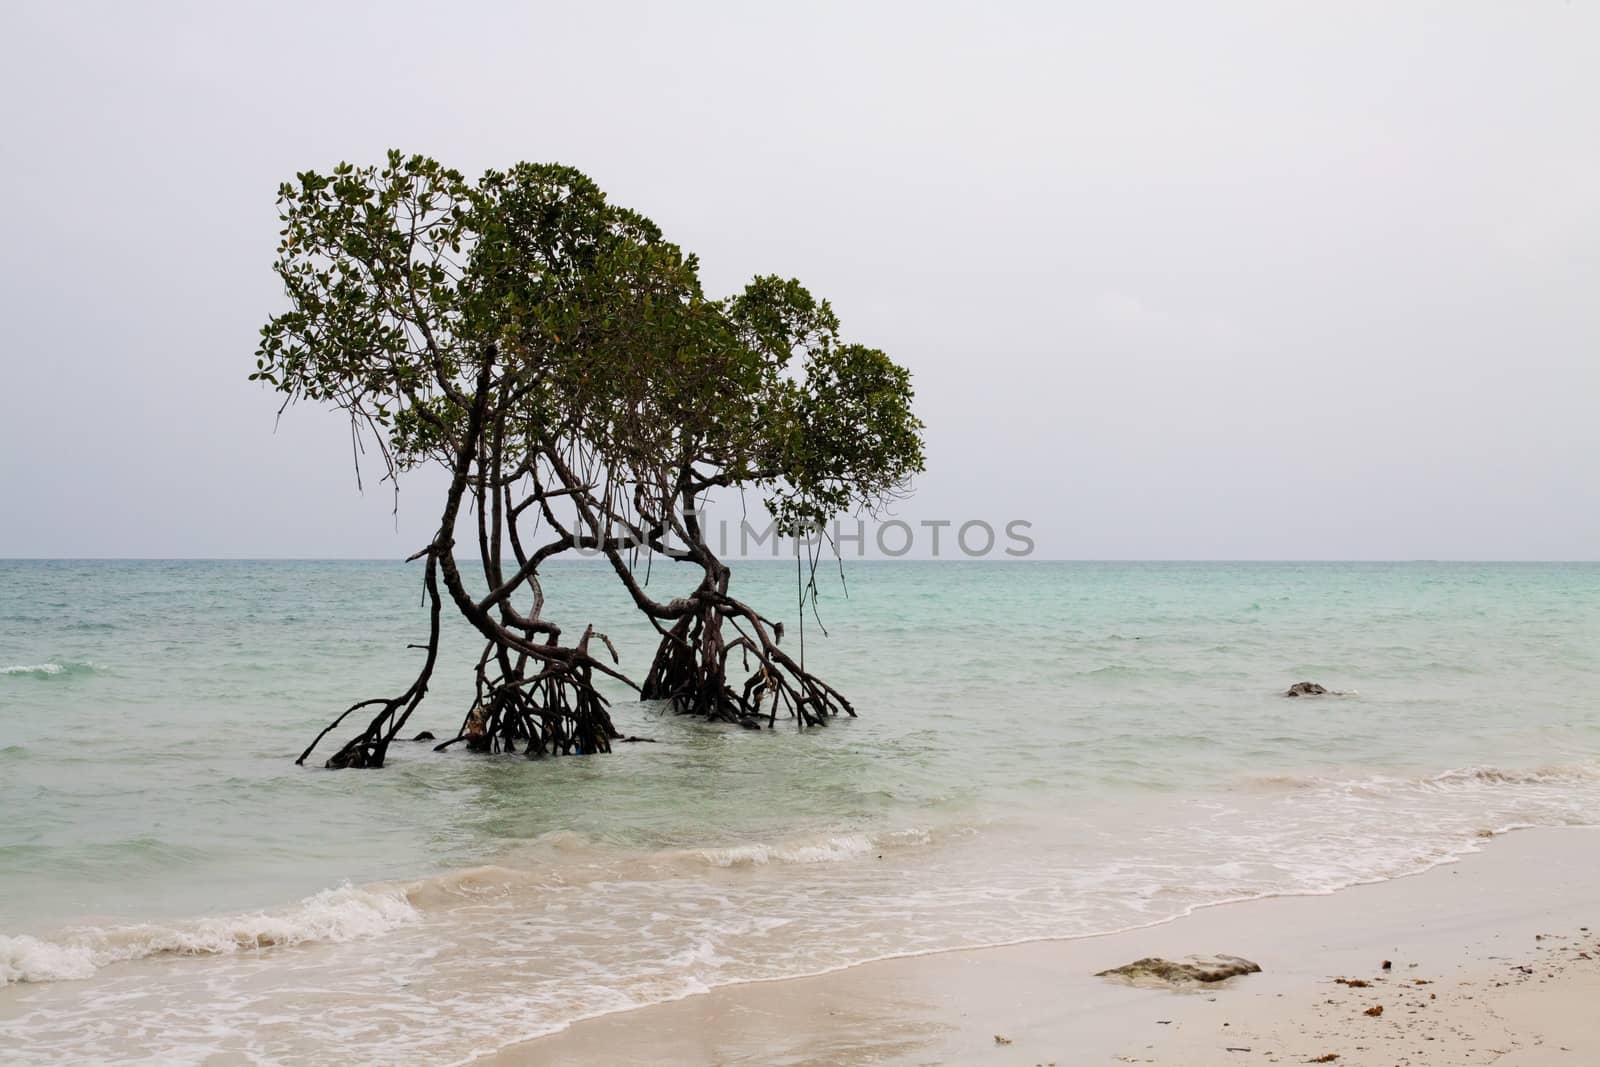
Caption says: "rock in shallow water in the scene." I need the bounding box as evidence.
[1284,681,1342,697]
[1096,955,1262,987]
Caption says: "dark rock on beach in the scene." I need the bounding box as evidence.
[1096,954,1262,987]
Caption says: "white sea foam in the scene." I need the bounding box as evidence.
[1242,760,1600,794]
[0,661,101,679]
[698,833,875,867]
[3,806,1598,1064]
[695,827,933,867]
[1428,763,1600,787]
[0,935,99,984]
[0,885,418,985]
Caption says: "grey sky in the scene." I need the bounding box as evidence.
[1,1,1595,559]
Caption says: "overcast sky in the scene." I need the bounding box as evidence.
[1,2,1595,559]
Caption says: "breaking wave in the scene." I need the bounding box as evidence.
[0,662,102,680]
[2,825,945,985]
[1428,764,1600,787]
[1241,760,1600,793]
[0,885,417,985]
[692,827,933,868]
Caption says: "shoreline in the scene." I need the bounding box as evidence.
[486,825,1600,1065]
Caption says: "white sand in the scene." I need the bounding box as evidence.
[487,826,1600,1065]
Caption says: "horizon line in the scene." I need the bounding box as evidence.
[2,557,1597,565]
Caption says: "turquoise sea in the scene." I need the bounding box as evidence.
[2,560,1598,1063]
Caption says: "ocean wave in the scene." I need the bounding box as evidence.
[406,826,945,907]
[0,661,101,679]
[1427,764,1600,787]
[693,828,933,868]
[0,884,418,985]
[1240,760,1600,794]
[0,935,98,984]
[3,824,944,986]
[3,813,1596,1063]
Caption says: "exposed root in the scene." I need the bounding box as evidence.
[435,668,619,757]
[429,625,623,757]
[640,597,853,729]
[297,556,443,769]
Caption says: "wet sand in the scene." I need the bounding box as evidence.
[485,826,1600,1066]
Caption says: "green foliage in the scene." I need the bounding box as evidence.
[255,152,924,534]
[764,341,924,532]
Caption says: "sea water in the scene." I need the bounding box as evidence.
[1,560,1597,1063]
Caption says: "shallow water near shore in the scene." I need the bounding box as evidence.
[2,560,1598,1063]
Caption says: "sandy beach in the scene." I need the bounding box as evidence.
[493,826,1600,1066]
